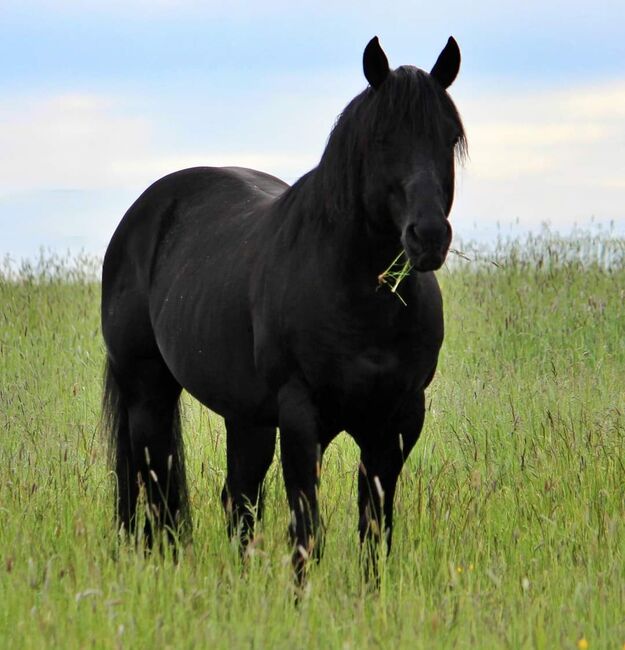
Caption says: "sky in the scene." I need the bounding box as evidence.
[1,0,624,260]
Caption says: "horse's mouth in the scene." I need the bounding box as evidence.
[406,246,449,272]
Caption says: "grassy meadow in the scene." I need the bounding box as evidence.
[1,231,624,649]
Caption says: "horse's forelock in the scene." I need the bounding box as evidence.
[366,67,466,159]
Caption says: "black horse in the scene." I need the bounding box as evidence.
[101,36,466,577]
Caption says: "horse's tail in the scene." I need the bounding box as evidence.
[102,357,134,532]
[102,357,190,538]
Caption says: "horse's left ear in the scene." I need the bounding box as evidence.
[430,36,461,89]
[363,36,390,89]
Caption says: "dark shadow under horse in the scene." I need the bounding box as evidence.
[101,36,466,579]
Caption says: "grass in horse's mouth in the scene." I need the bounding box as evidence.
[378,248,471,305]
[377,250,412,305]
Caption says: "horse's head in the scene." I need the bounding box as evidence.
[359,37,466,272]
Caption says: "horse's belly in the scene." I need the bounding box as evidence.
[151,292,275,422]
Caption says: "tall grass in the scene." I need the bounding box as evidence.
[1,232,624,649]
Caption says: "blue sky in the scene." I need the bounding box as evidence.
[1,1,624,259]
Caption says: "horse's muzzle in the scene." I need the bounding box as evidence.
[403,220,452,272]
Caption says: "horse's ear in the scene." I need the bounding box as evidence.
[363,36,390,89]
[430,36,461,89]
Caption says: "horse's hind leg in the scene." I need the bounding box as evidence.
[221,418,276,549]
[105,356,188,547]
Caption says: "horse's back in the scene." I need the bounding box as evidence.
[106,166,284,263]
[103,165,286,291]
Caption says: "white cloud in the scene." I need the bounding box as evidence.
[565,86,625,120]
[0,93,150,193]
[0,91,316,196]
[454,79,625,232]
[459,81,625,182]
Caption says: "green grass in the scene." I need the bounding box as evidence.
[1,232,624,649]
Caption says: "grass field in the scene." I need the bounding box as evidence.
[1,231,624,649]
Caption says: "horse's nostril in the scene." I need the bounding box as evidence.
[410,218,451,246]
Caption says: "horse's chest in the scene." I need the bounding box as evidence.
[346,348,400,388]
[337,343,428,403]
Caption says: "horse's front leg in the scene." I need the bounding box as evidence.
[357,391,425,580]
[278,377,325,584]
[221,418,276,552]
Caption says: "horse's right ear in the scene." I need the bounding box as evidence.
[363,36,390,89]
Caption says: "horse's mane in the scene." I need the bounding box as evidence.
[279,66,467,222]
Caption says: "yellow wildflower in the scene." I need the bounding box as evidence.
[577,637,588,650]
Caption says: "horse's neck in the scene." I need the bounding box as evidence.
[340,221,405,290]
[274,171,402,286]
